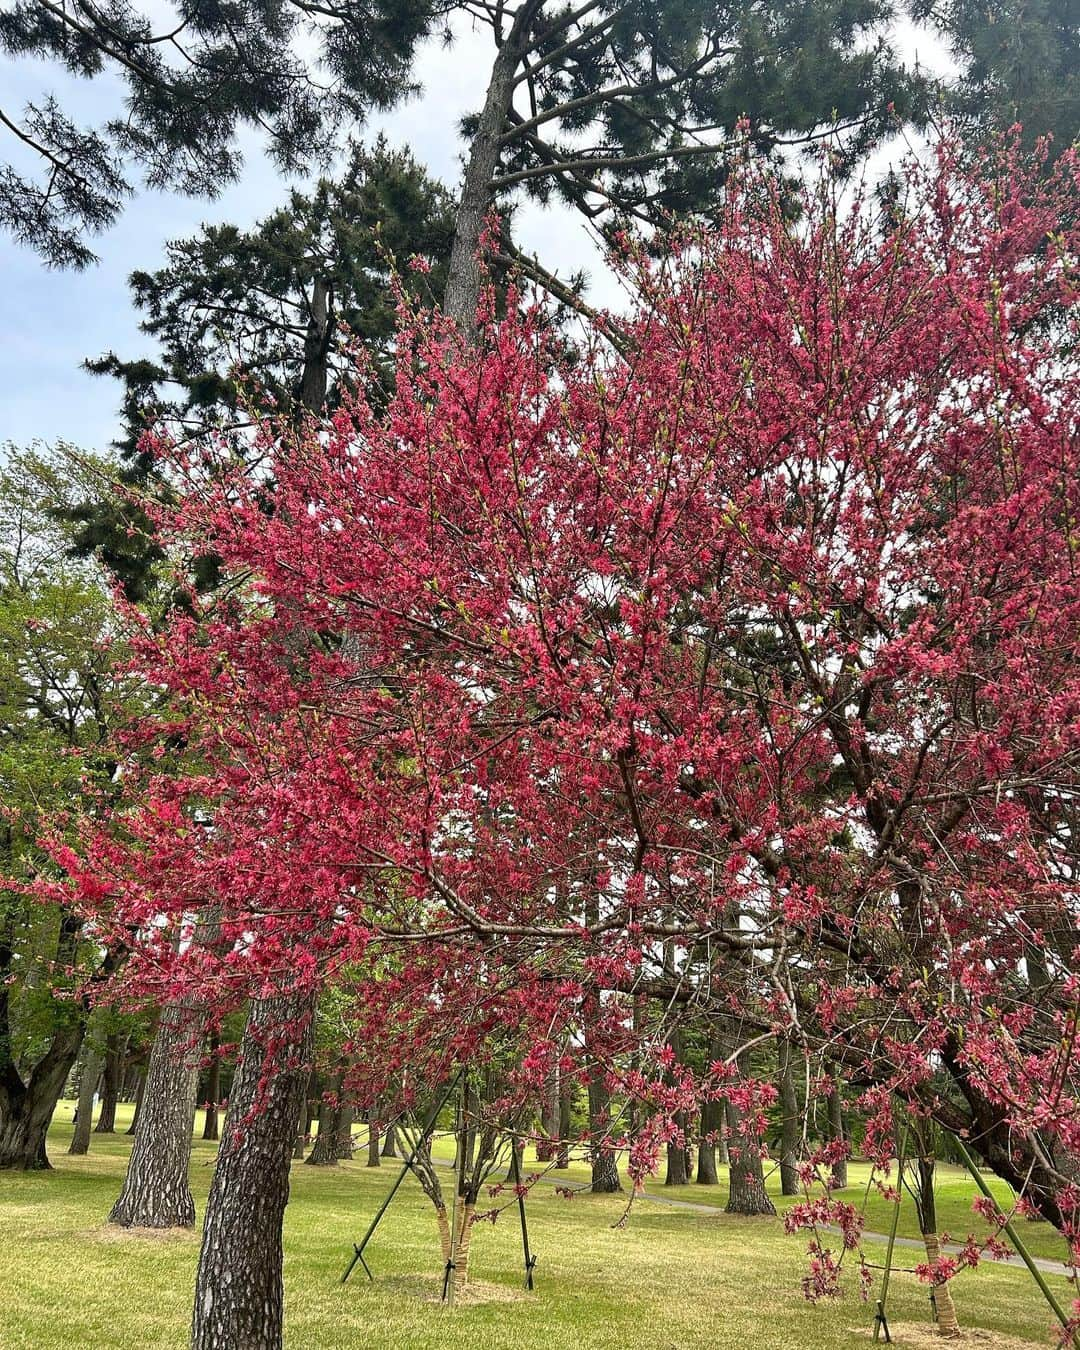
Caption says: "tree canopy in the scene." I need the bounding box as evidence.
[2,0,923,272]
[917,0,1080,149]
[51,138,1080,1265]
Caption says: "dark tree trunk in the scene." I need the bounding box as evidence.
[202,1035,221,1142]
[453,1079,477,1175]
[587,1067,622,1192]
[366,1108,381,1167]
[697,1099,720,1185]
[725,1098,776,1217]
[778,1038,800,1196]
[827,1088,848,1189]
[0,918,120,1171]
[665,1110,690,1185]
[69,1038,103,1156]
[297,274,332,413]
[665,1140,689,1185]
[125,1067,146,1136]
[443,26,523,333]
[591,1145,621,1192]
[1,1018,85,1169]
[556,1077,571,1170]
[306,1075,342,1167]
[293,1070,316,1160]
[380,1119,397,1158]
[462,1122,477,1173]
[503,1136,524,1183]
[191,990,315,1350]
[334,1103,354,1159]
[108,1001,201,1228]
[660,1026,689,1186]
[93,1031,123,1133]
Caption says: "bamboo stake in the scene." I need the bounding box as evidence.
[874,1127,908,1344]
[951,1134,1074,1343]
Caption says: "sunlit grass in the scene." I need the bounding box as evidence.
[0,1102,1071,1348]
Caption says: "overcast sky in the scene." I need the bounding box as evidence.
[0,14,953,454]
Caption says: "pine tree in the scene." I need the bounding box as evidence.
[914,0,1080,148]
[63,143,456,601]
[0,0,435,266]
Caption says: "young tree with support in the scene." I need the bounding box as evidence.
[905,1117,962,1339]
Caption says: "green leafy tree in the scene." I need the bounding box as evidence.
[90,141,455,435]
[435,0,926,329]
[0,446,132,1168]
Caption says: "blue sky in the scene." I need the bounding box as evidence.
[0,15,949,455]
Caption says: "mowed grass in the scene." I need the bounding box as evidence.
[0,1102,1074,1349]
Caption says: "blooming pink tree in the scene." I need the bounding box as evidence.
[53,132,1080,1341]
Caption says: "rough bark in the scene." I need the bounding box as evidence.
[202,1036,221,1142]
[108,1000,201,1229]
[442,27,523,334]
[0,912,109,1169]
[191,989,315,1350]
[69,1036,103,1156]
[366,1107,381,1167]
[696,1099,720,1185]
[305,1083,341,1167]
[590,1144,622,1192]
[587,1071,622,1192]
[380,1119,397,1158]
[297,275,332,413]
[0,1017,84,1168]
[665,1111,691,1185]
[725,1098,776,1216]
[778,1037,800,1196]
[93,1031,123,1133]
[334,1102,354,1159]
[126,1068,146,1135]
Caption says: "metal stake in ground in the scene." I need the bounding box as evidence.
[444,1085,468,1306]
[951,1133,1075,1344]
[509,1134,537,1290]
[341,1070,462,1285]
[873,1126,908,1344]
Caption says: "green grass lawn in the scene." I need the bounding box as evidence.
[634,1161,1076,1267]
[0,1102,1073,1348]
